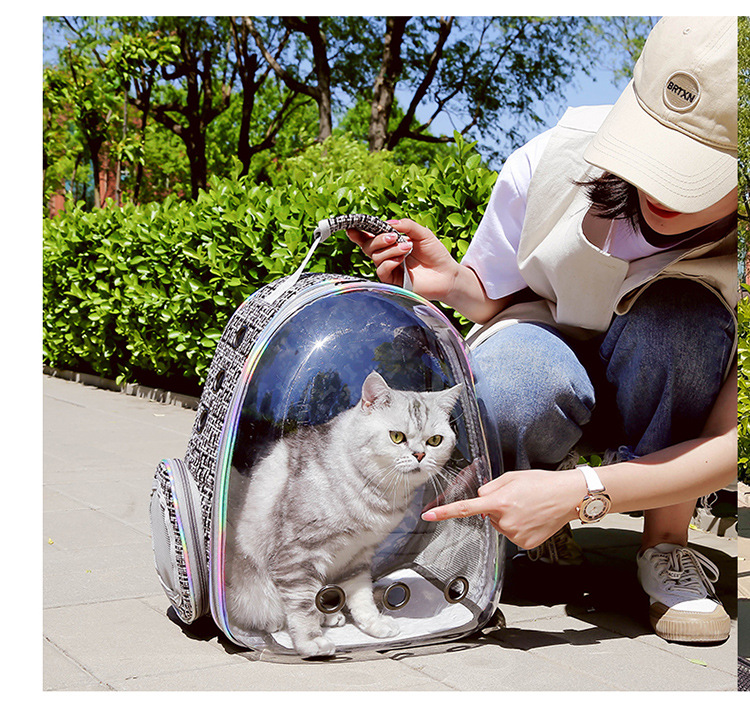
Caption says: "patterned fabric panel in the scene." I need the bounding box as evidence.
[184,273,359,549]
[740,657,750,691]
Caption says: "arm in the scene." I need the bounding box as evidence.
[422,364,737,549]
[348,133,551,323]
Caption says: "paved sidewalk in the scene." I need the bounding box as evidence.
[739,488,749,662]
[43,374,739,691]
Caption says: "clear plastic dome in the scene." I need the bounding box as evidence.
[210,280,503,656]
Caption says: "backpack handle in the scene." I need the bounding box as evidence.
[264,214,413,303]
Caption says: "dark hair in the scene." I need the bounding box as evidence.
[575,173,642,232]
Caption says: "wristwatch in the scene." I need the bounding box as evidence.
[577,465,612,524]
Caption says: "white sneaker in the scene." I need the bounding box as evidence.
[637,543,730,643]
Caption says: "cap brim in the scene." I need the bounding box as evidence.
[583,82,737,213]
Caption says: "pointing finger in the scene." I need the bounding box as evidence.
[421,495,494,522]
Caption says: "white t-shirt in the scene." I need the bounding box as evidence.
[460,123,686,301]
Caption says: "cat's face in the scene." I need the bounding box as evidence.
[355,372,461,486]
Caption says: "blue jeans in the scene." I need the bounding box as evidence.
[471,279,735,474]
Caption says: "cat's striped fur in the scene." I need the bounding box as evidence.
[226,371,461,657]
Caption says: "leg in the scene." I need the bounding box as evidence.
[339,559,399,639]
[471,322,595,564]
[280,583,336,657]
[640,502,694,550]
[600,278,733,457]
[273,559,336,657]
[600,279,734,642]
[471,322,596,472]
[599,278,734,548]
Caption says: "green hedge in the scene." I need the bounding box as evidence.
[43,135,497,394]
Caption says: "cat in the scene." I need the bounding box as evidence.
[226,371,462,657]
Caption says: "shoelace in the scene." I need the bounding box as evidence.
[528,540,557,563]
[528,529,569,563]
[652,546,720,598]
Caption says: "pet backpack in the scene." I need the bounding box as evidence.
[150,214,505,657]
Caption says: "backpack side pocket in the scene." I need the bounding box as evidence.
[150,458,209,624]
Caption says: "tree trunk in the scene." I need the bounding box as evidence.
[368,17,408,152]
[185,126,208,200]
[287,17,333,141]
[250,17,333,142]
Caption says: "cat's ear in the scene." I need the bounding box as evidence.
[360,372,392,413]
[435,383,463,414]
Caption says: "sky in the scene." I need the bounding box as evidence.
[420,61,630,164]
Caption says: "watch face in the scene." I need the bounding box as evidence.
[581,494,611,523]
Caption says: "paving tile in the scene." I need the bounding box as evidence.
[393,639,618,690]
[114,654,451,691]
[44,485,89,513]
[43,505,146,551]
[43,638,110,691]
[49,478,152,532]
[44,541,161,608]
[485,613,734,691]
[43,599,236,687]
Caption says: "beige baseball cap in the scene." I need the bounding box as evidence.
[583,16,737,214]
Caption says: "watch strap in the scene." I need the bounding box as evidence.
[578,464,605,493]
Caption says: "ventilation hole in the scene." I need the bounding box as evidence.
[382,582,410,610]
[196,409,208,433]
[213,369,226,392]
[315,585,346,614]
[232,325,247,349]
[444,577,469,604]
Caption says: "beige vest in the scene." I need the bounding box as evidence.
[467,107,737,349]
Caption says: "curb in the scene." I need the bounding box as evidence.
[43,365,199,410]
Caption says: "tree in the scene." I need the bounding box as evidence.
[243,16,337,142]
[44,16,185,207]
[104,20,181,202]
[592,16,658,83]
[127,17,236,199]
[44,16,658,208]
[44,17,123,209]
[229,17,310,176]
[367,16,414,152]
[246,16,645,165]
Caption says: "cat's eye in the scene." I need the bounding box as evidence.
[389,431,406,444]
[427,435,443,447]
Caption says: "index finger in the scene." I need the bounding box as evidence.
[421,495,493,522]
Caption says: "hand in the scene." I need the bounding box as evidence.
[346,218,460,303]
[420,469,584,549]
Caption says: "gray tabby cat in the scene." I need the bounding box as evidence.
[226,371,462,657]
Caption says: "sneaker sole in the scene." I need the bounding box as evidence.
[649,602,731,643]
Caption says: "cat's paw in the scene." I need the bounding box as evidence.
[323,612,345,628]
[295,635,337,658]
[357,614,399,638]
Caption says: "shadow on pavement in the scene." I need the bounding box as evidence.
[163,525,736,662]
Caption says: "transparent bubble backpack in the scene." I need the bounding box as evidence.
[150,215,505,658]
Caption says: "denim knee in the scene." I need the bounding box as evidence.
[600,278,734,455]
[471,323,595,470]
